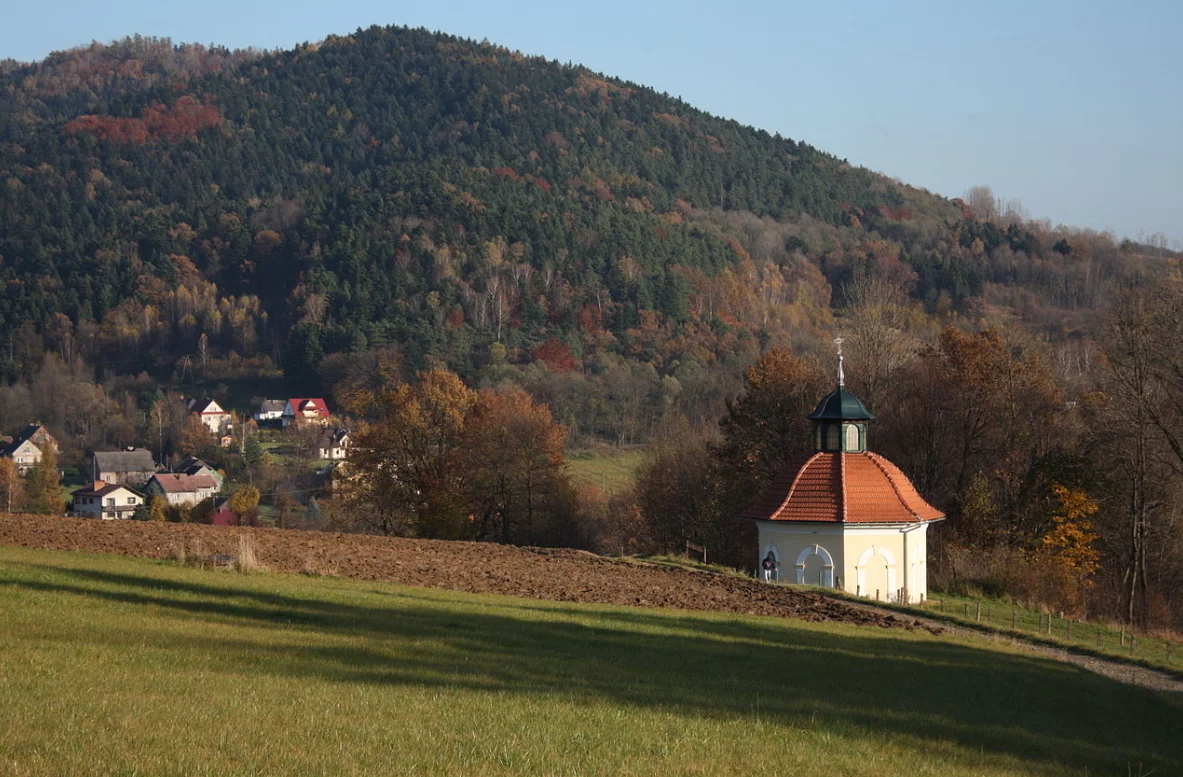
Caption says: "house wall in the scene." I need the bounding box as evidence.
[755,521,931,603]
[75,489,141,520]
[9,441,42,474]
[99,470,154,487]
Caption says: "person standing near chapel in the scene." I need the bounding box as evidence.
[761,552,777,583]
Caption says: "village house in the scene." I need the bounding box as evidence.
[1,424,57,475]
[93,448,157,487]
[283,398,331,428]
[742,344,944,604]
[175,455,224,492]
[253,399,286,423]
[145,473,219,507]
[315,428,350,460]
[71,481,144,520]
[188,398,233,435]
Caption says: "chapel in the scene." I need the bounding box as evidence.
[741,344,944,603]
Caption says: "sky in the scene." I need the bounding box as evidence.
[3,0,1180,243]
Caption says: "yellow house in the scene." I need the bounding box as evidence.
[742,351,944,604]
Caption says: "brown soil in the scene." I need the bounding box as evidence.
[0,513,926,630]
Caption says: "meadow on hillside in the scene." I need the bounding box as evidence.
[0,545,1178,776]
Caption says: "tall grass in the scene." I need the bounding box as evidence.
[235,532,260,573]
[0,545,1179,776]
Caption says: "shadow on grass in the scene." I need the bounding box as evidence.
[2,560,1180,775]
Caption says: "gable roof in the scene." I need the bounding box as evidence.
[72,482,143,499]
[3,424,55,457]
[741,451,944,524]
[285,398,330,417]
[188,398,227,415]
[149,473,218,493]
[258,399,286,413]
[176,455,213,474]
[93,449,156,473]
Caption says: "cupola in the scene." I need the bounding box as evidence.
[809,339,872,453]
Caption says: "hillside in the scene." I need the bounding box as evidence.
[2,542,1180,775]
[1,26,1168,394]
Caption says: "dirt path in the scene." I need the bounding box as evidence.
[2,513,1179,693]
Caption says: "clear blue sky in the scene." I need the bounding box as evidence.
[3,0,1180,243]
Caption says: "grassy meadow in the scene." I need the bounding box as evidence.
[566,447,646,496]
[0,544,1180,776]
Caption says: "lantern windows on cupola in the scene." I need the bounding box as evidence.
[809,340,872,453]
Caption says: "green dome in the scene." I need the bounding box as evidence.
[808,387,874,421]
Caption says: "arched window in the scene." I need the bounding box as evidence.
[824,424,841,451]
[843,423,861,452]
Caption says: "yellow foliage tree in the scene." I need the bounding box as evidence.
[228,487,261,524]
[149,495,169,522]
[1033,484,1101,612]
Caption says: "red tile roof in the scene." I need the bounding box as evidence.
[150,473,218,493]
[741,452,944,524]
[286,398,330,418]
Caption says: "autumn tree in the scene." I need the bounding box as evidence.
[344,368,477,537]
[23,448,64,515]
[0,459,23,513]
[177,413,216,458]
[1029,484,1101,613]
[149,495,169,522]
[462,387,574,545]
[841,272,916,414]
[228,486,261,525]
[714,348,828,485]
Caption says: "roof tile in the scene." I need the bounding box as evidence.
[742,451,944,525]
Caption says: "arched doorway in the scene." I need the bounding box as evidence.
[856,545,897,601]
[794,544,834,587]
[762,542,781,582]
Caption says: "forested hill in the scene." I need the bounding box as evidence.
[0,26,1168,390]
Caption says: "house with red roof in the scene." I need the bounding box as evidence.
[145,473,219,507]
[282,398,330,429]
[742,344,944,604]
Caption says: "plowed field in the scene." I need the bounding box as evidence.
[0,513,928,630]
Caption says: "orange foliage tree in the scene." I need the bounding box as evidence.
[462,387,575,545]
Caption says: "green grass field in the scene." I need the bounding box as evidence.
[916,590,1181,671]
[0,545,1179,776]
[566,448,646,496]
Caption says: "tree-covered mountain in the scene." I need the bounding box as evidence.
[0,25,1174,401]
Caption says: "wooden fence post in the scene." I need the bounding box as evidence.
[1011,609,1017,630]
[976,601,982,622]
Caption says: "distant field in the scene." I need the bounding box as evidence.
[0,545,1180,776]
[566,448,646,496]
